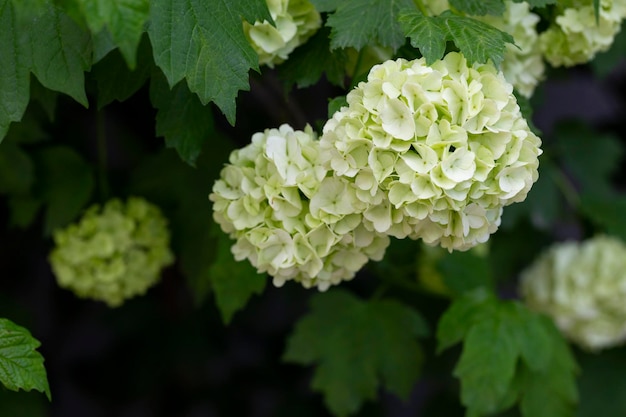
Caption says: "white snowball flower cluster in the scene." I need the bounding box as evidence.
[520,236,626,351]
[243,0,321,68]
[540,0,626,67]
[49,197,174,307]
[210,124,390,291]
[320,52,542,251]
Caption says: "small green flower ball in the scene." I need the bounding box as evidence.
[210,124,390,291]
[49,198,174,307]
[244,0,321,68]
[540,0,626,67]
[320,52,542,251]
[520,236,626,351]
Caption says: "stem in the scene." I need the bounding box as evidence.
[551,167,580,209]
[96,110,110,202]
[412,0,428,15]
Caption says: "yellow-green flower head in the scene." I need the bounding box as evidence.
[540,0,626,67]
[477,1,545,98]
[243,0,321,68]
[520,236,626,351]
[320,52,542,251]
[49,198,174,307]
[210,124,390,291]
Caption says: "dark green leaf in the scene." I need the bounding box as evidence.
[399,12,447,64]
[437,250,493,296]
[29,4,92,106]
[555,122,622,197]
[454,316,518,415]
[577,347,626,417]
[92,34,152,108]
[0,0,31,141]
[512,0,555,6]
[440,11,514,67]
[148,0,271,124]
[76,0,149,68]
[8,196,42,229]
[580,194,626,241]
[278,27,347,89]
[438,291,578,417]
[325,0,414,50]
[0,142,34,194]
[0,318,50,400]
[34,146,95,235]
[284,289,427,416]
[327,95,347,118]
[150,70,214,167]
[449,0,505,16]
[208,228,266,324]
[0,388,46,417]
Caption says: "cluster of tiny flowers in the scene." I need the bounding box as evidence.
[520,236,626,351]
[243,0,321,68]
[210,124,390,291]
[423,0,544,97]
[539,0,626,67]
[320,52,542,251]
[49,198,174,307]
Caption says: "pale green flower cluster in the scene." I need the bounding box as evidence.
[520,236,626,351]
[243,0,321,68]
[49,198,174,307]
[539,0,626,67]
[423,0,544,97]
[210,124,390,291]
[320,52,542,251]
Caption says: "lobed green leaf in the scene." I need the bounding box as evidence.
[449,0,505,16]
[324,0,414,51]
[148,0,271,124]
[284,289,427,416]
[0,318,50,400]
[399,12,447,64]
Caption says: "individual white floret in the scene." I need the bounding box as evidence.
[49,197,174,307]
[520,235,626,351]
[320,52,542,251]
[244,0,322,67]
[540,0,626,67]
[210,124,390,291]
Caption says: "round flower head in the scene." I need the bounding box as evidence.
[49,197,174,307]
[320,52,542,251]
[520,236,626,351]
[243,0,321,67]
[540,0,626,67]
[210,124,390,291]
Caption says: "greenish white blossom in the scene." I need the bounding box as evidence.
[520,235,626,351]
[320,52,542,250]
[244,0,322,68]
[540,0,626,67]
[49,198,174,307]
[210,124,390,291]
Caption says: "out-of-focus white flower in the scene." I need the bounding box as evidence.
[540,0,626,67]
[478,1,545,97]
[520,235,626,351]
[320,52,542,251]
[424,0,544,97]
[210,124,389,291]
[244,0,322,67]
[49,198,174,307]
